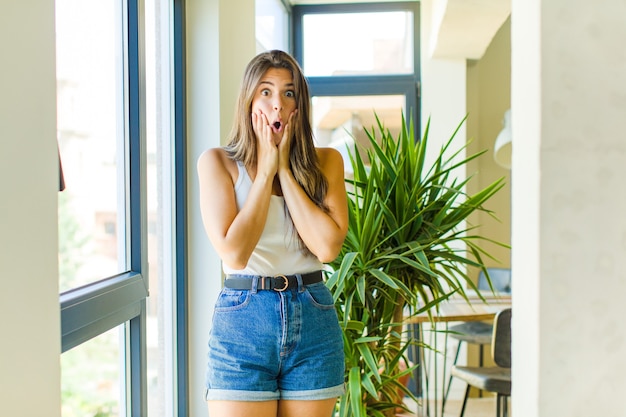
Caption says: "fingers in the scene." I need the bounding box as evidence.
[278,109,298,169]
[252,108,299,175]
[252,110,272,144]
[283,109,297,141]
[253,110,279,177]
[277,112,292,153]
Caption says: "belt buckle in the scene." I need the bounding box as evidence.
[273,275,289,292]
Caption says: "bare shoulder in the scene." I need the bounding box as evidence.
[315,147,344,170]
[197,147,237,181]
[198,147,228,167]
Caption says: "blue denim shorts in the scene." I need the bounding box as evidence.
[204,280,345,401]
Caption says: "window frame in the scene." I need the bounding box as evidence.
[59,0,188,415]
[292,1,421,134]
[172,0,189,415]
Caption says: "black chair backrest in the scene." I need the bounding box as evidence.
[478,268,512,294]
[492,308,512,368]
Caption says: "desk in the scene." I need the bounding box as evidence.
[406,294,511,417]
[407,294,511,324]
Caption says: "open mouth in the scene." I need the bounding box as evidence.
[272,121,282,130]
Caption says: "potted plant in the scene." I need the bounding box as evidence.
[326,113,506,417]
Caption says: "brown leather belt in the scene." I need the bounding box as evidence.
[223,271,323,292]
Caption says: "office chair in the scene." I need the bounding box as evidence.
[442,268,511,410]
[450,307,512,417]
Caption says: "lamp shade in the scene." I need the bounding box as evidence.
[494,109,512,169]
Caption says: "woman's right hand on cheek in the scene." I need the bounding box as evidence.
[252,111,278,179]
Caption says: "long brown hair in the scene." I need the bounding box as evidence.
[225,50,329,214]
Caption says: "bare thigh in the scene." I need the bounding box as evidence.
[278,398,338,417]
[207,398,337,417]
[207,400,277,417]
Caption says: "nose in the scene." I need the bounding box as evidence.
[273,97,283,111]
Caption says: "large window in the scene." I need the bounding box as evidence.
[56,0,186,415]
[301,10,414,77]
[293,2,420,168]
[56,0,126,294]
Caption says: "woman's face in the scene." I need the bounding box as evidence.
[251,67,297,145]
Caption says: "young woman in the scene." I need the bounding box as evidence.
[197,50,348,417]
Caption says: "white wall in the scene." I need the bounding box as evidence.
[466,19,512,271]
[420,0,467,149]
[419,0,469,402]
[185,0,256,415]
[510,1,540,414]
[0,1,61,416]
[512,0,626,416]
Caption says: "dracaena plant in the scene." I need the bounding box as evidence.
[326,113,506,417]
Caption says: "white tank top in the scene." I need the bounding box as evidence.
[222,161,323,276]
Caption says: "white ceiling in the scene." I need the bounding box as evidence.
[429,0,510,59]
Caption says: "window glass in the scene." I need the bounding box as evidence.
[302,11,414,76]
[256,0,288,52]
[312,95,405,173]
[61,326,123,417]
[145,0,176,415]
[56,0,127,292]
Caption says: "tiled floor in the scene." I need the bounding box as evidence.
[398,396,509,417]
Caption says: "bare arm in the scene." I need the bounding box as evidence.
[196,148,274,270]
[277,147,349,263]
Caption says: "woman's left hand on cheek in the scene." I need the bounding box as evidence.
[278,109,297,170]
